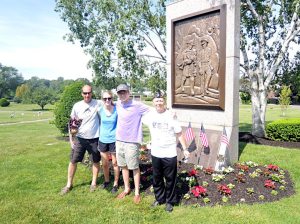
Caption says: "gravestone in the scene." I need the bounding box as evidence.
[166,0,240,170]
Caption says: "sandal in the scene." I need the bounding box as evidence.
[60,186,73,195]
[133,195,141,204]
[90,184,97,192]
[116,190,131,199]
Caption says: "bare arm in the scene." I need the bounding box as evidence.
[177,131,190,158]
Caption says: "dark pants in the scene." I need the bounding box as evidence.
[151,155,177,205]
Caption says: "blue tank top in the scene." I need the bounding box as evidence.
[98,106,117,143]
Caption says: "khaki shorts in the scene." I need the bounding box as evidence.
[116,141,140,170]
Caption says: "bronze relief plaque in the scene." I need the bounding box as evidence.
[171,5,226,110]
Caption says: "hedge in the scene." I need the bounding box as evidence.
[266,118,300,142]
[0,98,10,107]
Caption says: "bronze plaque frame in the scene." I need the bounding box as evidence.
[171,5,226,110]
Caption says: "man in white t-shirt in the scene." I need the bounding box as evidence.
[142,91,189,212]
[61,85,101,195]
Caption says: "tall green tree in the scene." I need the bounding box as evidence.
[275,52,300,103]
[55,0,166,91]
[279,85,292,116]
[241,0,300,137]
[31,87,55,110]
[0,63,24,99]
[53,81,86,135]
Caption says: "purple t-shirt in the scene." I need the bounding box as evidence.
[116,99,149,143]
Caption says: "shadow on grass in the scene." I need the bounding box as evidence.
[29,108,52,112]
[238,141,248,160]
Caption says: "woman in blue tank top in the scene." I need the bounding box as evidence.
[98,90,119,194]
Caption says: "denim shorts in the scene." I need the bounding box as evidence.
[116,141,140,170]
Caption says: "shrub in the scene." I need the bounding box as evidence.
[0,98,10,107]
[266,118,300,142]
[144,96,153,101]
[240,92,251,104]
[53,81,86,135]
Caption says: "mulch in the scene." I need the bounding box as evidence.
[135,133,299,206]
[137,162,295,207]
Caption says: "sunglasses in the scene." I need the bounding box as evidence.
[103,97,112,101]
[82,92,92,95]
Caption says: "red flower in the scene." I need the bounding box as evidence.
[237,164,249,172]
[188,169,198,176]
[264,180,276,189]
[191,186,207,197]
[217,184,232,195]
[203,167,214,175]
[267,164,279,171]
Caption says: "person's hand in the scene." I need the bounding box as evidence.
[183,150,190,159]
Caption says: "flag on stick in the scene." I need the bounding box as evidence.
[215,126,230,171]
[200,123,209,148]
[185,122,195,142]
[221,126,229,147]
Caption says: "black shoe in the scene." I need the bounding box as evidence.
[165,203,173,212]
[151,200,165,208]
[111,185,118,194]
[101,182,110,189]
[151,200,160,208]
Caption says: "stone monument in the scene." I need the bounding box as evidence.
[166,0,240,170]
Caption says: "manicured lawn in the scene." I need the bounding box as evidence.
[239,104,300,132]
[0,103,53,124]
[0,104,299,223]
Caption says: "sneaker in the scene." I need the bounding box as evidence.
[165,203,173,212]
[90,184,97,192]
[101,182,110,189]
[111,185,118,194]
[60,186,72,195]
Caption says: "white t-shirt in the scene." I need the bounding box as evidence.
[71,99,101,139]
[142,109,182,158]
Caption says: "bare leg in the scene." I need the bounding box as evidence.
[121,166,131,193]
[100,152,110,183]
[111,154,120,186]
[66,162,77,188]
[91,162,100,186]
[133,168,141,196]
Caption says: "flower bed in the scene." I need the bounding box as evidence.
[138,161,295,207]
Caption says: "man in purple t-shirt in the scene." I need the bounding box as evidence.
[115,84,149,204]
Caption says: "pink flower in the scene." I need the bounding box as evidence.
[264,180,276,189]
[217,184,232,195]
[191,186,207,197]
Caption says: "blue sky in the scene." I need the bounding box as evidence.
[0,0,92,80]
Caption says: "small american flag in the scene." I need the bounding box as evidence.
[200,123,209,148]
[221,126,229,147]
[185,122,195,142]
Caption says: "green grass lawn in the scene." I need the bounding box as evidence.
[0,103,53,124]
[0,104,299,223]
[239,104,300,132]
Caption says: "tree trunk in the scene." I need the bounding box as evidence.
[251,88,267,137]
